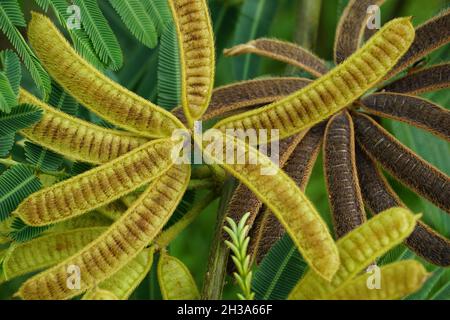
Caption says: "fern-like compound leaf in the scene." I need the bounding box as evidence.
[0,103,43,136]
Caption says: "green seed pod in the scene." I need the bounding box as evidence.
[82,289,119,300]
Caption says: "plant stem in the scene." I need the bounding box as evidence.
[293,0,322,51]
[187,179,217,190]
[0,158,70,178]
[201,177,235,300]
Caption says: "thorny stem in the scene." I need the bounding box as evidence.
[0,158,70,179]
[202,177,235,300]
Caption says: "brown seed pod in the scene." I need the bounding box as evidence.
[17,165,190,300]
[383,63,450,95]
[353,113,450,214]
[224,38,328,77]
[361,92,450,141]
[334,0,386,64]
[324,111,366,238]
[355,145,450,267]
[19,89,148,164]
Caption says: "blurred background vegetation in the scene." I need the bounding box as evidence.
[0,0,448,299]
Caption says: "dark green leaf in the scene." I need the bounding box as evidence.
[24,142,64,172]
[0,103,43,136]
[8,217,50,242]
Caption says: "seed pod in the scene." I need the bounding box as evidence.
[96,201,128,221]
[383,63,450,95]
[19,89,148,164]
[84,247,154,300]
[203,131,339,281]
[168,0,215,125]
[27,13,183,138]
[15,138,176,226]
[334,0,386,64]
[361,93,450,141]
[214,18,415,141]
[158,251,200,300]
[17,165,190,300]
[288,207,419,300]
[82,289,119,300]
[224,39,328,77]
[49,211,113,233]
[324,111,366,238]
[329,260,428,300]
[1,227,105,284]
[355,145,450,267]
[353,113,450,213]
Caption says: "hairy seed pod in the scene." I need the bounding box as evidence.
[19,89,148,164]
[214,18,415,141]
[355,146,450,267]
[324,111,366,238]
[224,39,328,77]
[84,247,154,300]
[361,93,450,141]
[15,138,176,226]
[203,132,339,281]
[17,165,190,300]
[168,0,215,125]
[158,251,200,300]
[353,113,450,213]
[329,260,428,300]
[172,77,313,125]
[0,228,105,284]
[334,0,386,64]
[82,289,119,300]
[249,123,326,263]
[288,207,419,300]
[27,13,183,138]
[388,8,450,78]
[383,63,450,94]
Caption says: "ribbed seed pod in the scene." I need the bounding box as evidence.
[361,93,450,141]
[203,132,339,281]
[158,251,200,300]
[1,228,105,284]
[324,111,366,238]
[355,146,450,267]
[168,0,215,125]
[353,113,450,213]
[288,207,418,300]
[19,89,148,164]
[82,289,119,300]
[84,247,154,300]
[224,39,328,77]
[15,138,176,226]
[329,260,428,300]
[213,18,415,141]
[27,13,183,138]
[17,165,190,300]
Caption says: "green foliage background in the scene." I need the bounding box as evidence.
[0,0,448,300]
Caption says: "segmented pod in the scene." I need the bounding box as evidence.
[28,13,183,138]
[84,247,154,300]
[355,146,450,267]
[82,289,119,300]
[213,18,415,141]
[1,227,105,284]
[168,0,215,125]
[224,39,328,77]
[158,251,200,300]
[15,138,176,226]
[17,165,190,300]
[353,113,450,213]
[329,260,428,300]
[203,132,339,281]
[324,111,366,238]
[19,89,148,164]
[361,93,450,141]
[288,207,418,300]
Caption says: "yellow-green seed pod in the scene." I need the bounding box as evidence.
[168,0,215,126]
[82,289,119,300]
[84,247,154,300]
[1,227,105,284]
[289,207,419,300]
[19,89,148,164]
[14,138,176,226]
[17,165,190,300]
[201,131,339,281]
[213,18,415,141]
[27,13,184,138]
[158,251,200,300]
[328,260,428,300]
